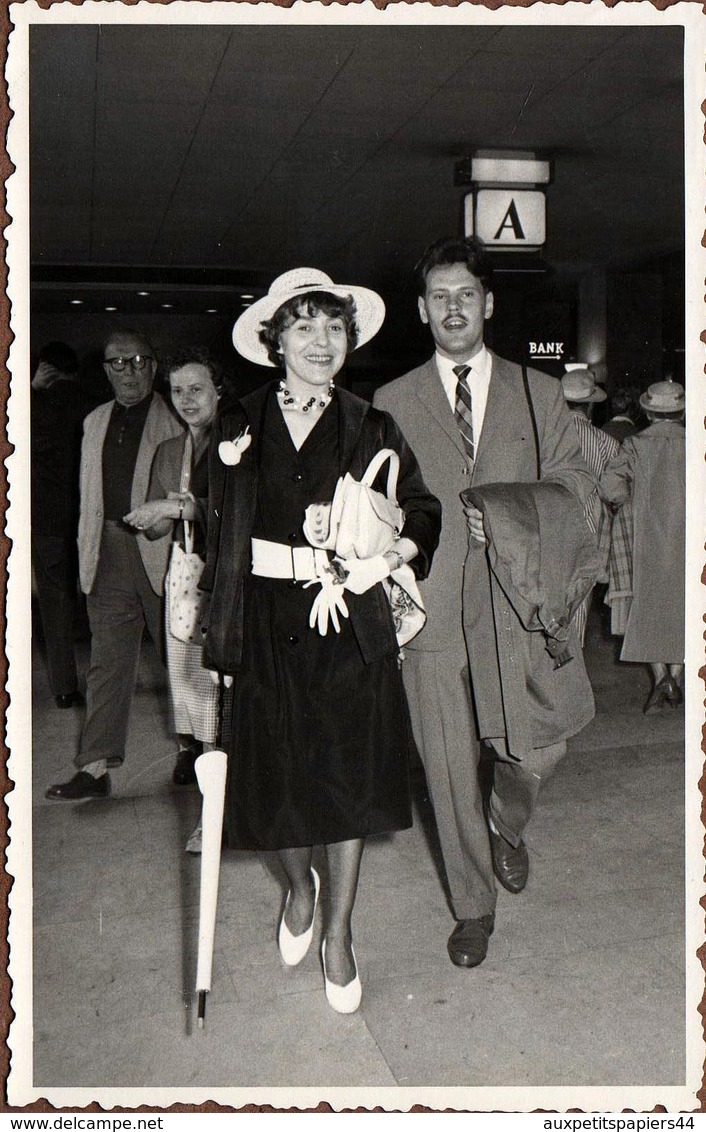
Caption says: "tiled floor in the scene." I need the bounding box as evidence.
[25,609,692,1097]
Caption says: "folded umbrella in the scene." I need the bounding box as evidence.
[194,678,229,1029]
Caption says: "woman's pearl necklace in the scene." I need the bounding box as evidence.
[277,379,335,413]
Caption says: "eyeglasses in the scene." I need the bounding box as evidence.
[104,355,155,373]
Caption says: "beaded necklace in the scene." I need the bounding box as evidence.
[277,379,335,413]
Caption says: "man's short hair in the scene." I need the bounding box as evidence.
[646,408,685,423]
[103,329,155,360]
[258,292,359,368]
[610,387,638,418]
[414,236,494,298]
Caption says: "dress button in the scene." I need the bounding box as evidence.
[461,466,469,476]
[292,472,303,483]
[287,532,297,543]
[288,635,299,646]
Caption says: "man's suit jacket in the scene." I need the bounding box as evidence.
[78,393,183,595]
[374,351,594,653]
[375,351,596,749]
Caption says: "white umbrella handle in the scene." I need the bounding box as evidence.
[194,748,228,1011]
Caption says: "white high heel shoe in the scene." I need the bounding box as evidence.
[322,938,362,1014]
[278,867,320,966]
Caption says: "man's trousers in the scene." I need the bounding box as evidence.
[402,636,566,921]
[76,522,164,769]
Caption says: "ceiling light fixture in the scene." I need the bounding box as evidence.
[70,299,83,306]
[105,306,117,312]
[161,303,173,309]
[461,150,552,255]
[137,291,150,297]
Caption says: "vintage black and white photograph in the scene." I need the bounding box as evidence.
[5,0,704,1111]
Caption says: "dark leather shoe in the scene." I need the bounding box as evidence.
[106,756,123,769]
[662,676,683,708]
[45,771,111,801]
[489,825,529,893]
[447,913,495,968]
[173,748,198,786]
[55,691,84,709]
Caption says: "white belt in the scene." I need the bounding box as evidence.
[251,538,330,582]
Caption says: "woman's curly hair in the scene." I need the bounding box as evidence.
[258,292,359,367]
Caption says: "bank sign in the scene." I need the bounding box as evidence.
[464,189,546,250]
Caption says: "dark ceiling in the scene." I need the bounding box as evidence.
[30,20,684,320]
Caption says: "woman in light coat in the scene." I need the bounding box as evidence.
[599,380,685,713]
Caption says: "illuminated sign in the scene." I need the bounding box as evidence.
[465,189,546,250]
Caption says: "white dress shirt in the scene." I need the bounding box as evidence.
[436,344,492,449]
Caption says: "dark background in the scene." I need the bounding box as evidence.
[29,23,684,403]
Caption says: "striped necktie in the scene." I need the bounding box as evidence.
[453,364,474,463]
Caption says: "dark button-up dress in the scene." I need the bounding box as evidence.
[228,396,414,849]
[206,385,441,852]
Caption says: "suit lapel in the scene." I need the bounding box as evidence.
[131,394,181,508]
[472,353,517,481]
[89,401,113,503]
[416,359,466,457]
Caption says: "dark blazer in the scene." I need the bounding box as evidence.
[464,480,598,755]
[202,381,441,675]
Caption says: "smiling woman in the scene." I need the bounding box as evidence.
[122,347,230,795]
[202,267,441,1015]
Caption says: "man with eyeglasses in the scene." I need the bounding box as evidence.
[46,330,182,801]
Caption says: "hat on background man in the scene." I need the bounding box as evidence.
[560,368,607,405]
[638,381,685,415]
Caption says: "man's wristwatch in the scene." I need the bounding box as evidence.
[387,550,405,572]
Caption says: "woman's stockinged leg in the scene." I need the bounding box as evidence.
[277,845,315,936]
[323,837,365,985]
[649,663,667,686]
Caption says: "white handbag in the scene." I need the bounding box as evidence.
[303,449,426,647]
[166,435,210,645]
[304,448,403,558]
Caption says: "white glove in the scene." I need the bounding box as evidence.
[304,572,349,636]
[335,555,390,595]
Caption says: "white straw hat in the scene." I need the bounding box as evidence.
[639,381,685,414]
[232,268,386,367]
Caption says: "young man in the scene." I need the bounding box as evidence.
[375,236,595,967]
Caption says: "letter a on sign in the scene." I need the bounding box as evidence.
[470,189,546,249]
[494,199,525,241]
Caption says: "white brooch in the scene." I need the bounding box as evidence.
[218,426,252,466]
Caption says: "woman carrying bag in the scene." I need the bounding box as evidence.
[202,269,441,1013]
[124,348,229,809]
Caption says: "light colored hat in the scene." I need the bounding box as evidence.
[639,380,685,414]
[232,268,386,367]
[560,370,607,404]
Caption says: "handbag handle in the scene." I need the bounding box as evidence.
[178,432,195,555]
[360,448,400,503]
